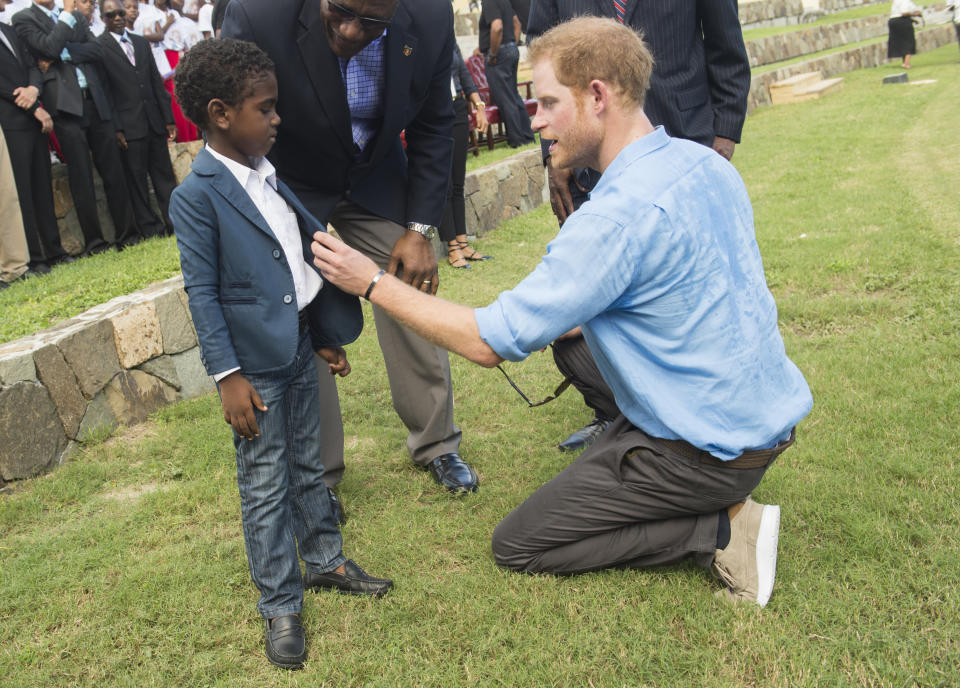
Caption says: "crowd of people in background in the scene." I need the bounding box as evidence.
[0,0,222,288]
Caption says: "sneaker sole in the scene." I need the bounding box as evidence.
[755,504,780,608]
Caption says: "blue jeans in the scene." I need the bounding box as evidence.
[232,328,345,619]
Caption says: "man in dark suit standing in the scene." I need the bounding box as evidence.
[13,0,131,253]
[526,0,752,453]
[222,0,479,496]
[0,0,70,273]
[98,0,177,238]
[480,0,535,147]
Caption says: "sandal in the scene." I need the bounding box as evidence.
[447,241,471,269]
[455,240,492,261]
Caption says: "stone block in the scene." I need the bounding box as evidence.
[77,390,118,441]
[139,355,180,390]
[111,302,164,368]
[33,344,87,438]
[883,73,909,84]
[154,289,197,354]
[0,382,67,480]
[0,347,37,384]
[171,140,203,184]
[171,347,215,400]
[105,370,177,426]
[57,319,122,398]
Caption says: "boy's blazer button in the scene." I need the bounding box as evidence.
[283,294,293,304]
[272,249,281,259]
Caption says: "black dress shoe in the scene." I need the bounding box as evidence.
[425,453,478,493]
[557,413,614,453]
[50,254,78,266]
[28,262,52,274]
[0,280,8,290]
[327,486,346,526]
[303,559,393,597]
[264,614,306,670]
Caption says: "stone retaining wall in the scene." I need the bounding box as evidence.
[746,24,957,112]
[747,14,889,67]
[0,149,547,485]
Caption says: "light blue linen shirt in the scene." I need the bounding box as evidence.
[475,127,812,460]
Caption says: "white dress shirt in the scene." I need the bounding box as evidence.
[205,146,323,380]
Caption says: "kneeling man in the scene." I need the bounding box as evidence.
[311,17,813,607]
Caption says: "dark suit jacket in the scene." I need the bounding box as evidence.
[12,4,97,118]
[170,148,363,376]
[63,31,114,126]
[0,22,44,131]
[98,30,173,140]
[221,0,455,227]
[527,0,750,145]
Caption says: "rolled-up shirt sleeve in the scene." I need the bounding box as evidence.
[474,210,637,361]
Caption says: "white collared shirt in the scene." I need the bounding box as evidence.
[205,146,323,380]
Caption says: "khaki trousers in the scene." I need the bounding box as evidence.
[315,201,462,487]
[0,127,29,283]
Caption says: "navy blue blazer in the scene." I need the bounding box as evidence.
[221,0,455,227]
[527,0,750,145]
[170,148,363,377]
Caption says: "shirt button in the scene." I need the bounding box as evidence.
[272,249,281,259]
[282,294,293,305]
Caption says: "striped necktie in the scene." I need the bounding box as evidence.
[613,0,627,23]
[121,35,136,66]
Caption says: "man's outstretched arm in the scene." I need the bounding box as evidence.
[311,232,503,368]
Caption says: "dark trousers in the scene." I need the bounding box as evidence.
[491,336,776,575]
[85,97,139,246]
[438,95,469,243]
[52,100,109,251]
[124,132,177,236]
[5,126,66,265]
[485,44,534,147]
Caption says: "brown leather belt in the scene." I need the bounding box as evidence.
[655,429,795,470]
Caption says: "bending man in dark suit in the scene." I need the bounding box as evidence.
[0,0,69,273]
[222,0,479,496]
[98,0,177,239]
[526,0,752,453]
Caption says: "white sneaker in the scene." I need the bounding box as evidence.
[712,498,780,608]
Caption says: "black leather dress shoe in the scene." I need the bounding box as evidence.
[557,413,614,453]
[327,486,346,526]
[264,614,306,670]
[303,559,393,597]
[425,453,478,493]
[28,262,51,275]
[50,254,77,266]
[0,280,8,290]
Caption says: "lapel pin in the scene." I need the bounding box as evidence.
[403,45,413,57]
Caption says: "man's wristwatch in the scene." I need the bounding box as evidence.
[406,222,437,241]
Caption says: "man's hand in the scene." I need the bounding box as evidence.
[115,131,128,150]
[166,124,177,141]
[546,156,586,226]
[387,231,439,295]
[34,107,53,134]
[317,346,351,377]
[712,136,736,161]
[13,85,39,109]
[36,58,52,74]
[218,372,267,440]
[474,105,489,134]
[311,231,383,297]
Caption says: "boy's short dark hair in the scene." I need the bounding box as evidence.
[174,38,275,131]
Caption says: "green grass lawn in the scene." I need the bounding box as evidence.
[2,46,959,687]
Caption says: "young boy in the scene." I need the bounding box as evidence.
[170,38,392,670]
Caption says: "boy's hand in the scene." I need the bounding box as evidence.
[317,346,351,377]
[218,372,267,440]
